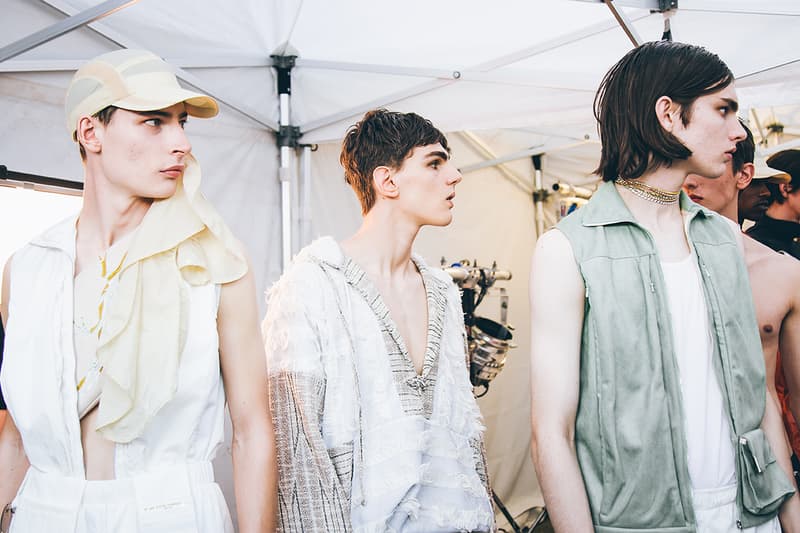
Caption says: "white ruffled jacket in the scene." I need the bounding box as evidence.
[263,237,494,533]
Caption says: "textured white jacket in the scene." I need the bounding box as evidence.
[263,237,493,533]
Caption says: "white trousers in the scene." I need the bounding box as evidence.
[8,462,233,533]
[693,484,780,533]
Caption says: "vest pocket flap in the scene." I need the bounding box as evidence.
[738,428,795,515]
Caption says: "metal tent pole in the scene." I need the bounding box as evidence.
[531,155,547,238]
[299,145,313,250]
[272,54,300,270]
[0,0,139,63]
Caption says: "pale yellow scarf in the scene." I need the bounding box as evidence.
[94,155,247,443]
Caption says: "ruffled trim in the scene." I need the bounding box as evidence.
[359,420,483,468]
[94,155,247,442]
[356,493,493,532]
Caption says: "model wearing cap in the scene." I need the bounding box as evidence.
[262,109,494,532]
[738,169,790,229]
[684,122,800,479]
[0,49,277,532]
[747,149,800,260]
[530,41,798,532]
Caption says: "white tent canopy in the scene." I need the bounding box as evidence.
[2,0,800,527]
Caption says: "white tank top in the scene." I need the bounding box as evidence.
[661,252,736,490]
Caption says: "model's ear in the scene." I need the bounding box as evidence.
[76,116,102,156]
[736,162,755,191]
[655,95,680,133]
[372,165,399,200]
[780,182,793,197]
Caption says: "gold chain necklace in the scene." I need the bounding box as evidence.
[616,177,680,205]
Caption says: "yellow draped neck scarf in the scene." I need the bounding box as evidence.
[94,155,247,442]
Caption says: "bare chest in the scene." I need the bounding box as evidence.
[378,280,429,374]
[748,264,792,348]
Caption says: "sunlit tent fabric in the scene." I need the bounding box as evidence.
[2,1,800,528]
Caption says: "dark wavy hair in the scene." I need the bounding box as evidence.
[340,109,449,215]
[732,120,755,173]
[594,41,734,181]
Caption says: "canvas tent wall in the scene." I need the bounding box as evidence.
[2,0,800,527]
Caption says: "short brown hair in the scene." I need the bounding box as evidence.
[594,41,734,181]
[340,109,449,214]
[77,106,118,161]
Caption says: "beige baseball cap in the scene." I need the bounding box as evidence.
[65,49,218,138]
[752,158,792,184]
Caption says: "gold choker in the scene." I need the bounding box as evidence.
[616,177,680,205]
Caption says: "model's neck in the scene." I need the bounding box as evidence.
[616,167,686,222]
[765,202,800,224]
[340,207,419,278]
[78,170,152,250]
[624,166,686,195]
[718,202,740,226]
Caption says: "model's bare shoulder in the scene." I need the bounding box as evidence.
[774,253,800,306]
[530,228,584,296]
[744,233,785,265]
[746,235,800,280]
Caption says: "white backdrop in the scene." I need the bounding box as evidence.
[2,0,800,528]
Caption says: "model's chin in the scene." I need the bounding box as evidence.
[436,213,454,226]
[145,181,179,200]
[421,212,454,227]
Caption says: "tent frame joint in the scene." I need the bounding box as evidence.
[276,126,302,148]
[655,0,678,12]
[532,189,551,203]
[271,54,297,70]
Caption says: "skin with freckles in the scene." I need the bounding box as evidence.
[74,104,196,478]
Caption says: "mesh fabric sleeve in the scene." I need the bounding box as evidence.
[263,262,352,532]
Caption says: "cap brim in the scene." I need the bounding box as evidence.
[113,88,218,118]
[752,170,790,182]
[765,172,791,184]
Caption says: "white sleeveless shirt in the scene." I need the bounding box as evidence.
[1,216,228,480]
[661,250,736,490]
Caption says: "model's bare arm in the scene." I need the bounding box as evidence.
[762,388,800,530]
[780,277,800,533]
[782,282,800,448]
[219,262,278,533]
[0,413,28,506]
[0,257,29,506]
[529,229,593,532]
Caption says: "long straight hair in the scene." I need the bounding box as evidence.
[594,41,734,181]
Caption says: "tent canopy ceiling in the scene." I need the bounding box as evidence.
[3,0,800,149]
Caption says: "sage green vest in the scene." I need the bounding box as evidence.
[557,181,793,532]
